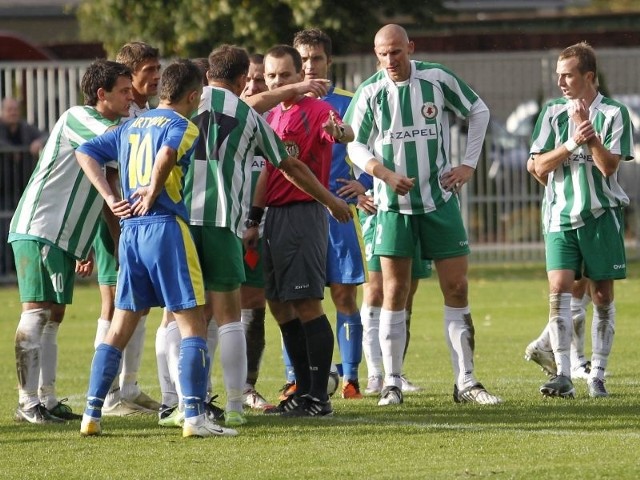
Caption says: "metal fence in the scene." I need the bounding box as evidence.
[1,50,639,282]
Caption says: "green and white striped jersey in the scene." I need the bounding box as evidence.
[185,86,288,237]
[345,60,483,214]
[8,106,120,259]
[530,93,633,232]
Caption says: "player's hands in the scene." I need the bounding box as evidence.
[243,226,260,251]
[384,172,415,196]
[322,110,343,139]
[75,252,94,277]
[336,178,366,199]
[297,78,331,98]
[327,197,352,223]
[107,195,132,218]
[440,165,474,194]
[356,194,377,215]
[129,187,158,216]
[568,99,589,124]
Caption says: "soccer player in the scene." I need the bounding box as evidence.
[526,42,632,398]
[277,28,367,400]
[344,24,502,406]
[77,59,237,438]
[92,42,163,416]
[158,45,350,425]
[356,191,433,395]
[238,53,273,410]
[244,44,353,417]
[8,59,134,424]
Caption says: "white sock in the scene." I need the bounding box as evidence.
[165,321,183,409]
[120,314,147,400]
[444,305,477,390]
[16,309,49,409]
[548,293,572,377]
[379,309,405,389]
[218,322,247,413]
[361,303,383,378]
[570,295,587,366]
[206,320,219,398]
[39,320,60,409]
[156,326,177,407]
[94,318,111,350]
[591,302,615,381]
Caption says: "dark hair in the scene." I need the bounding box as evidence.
[293,28,332,57]
[116,42,159,72]
[192,57,210,86]
[81,59,132,106]
[207,44,250,82]
[249,53,264,65]
[158,59,202,103]
[559,41,597,78]
[265,45,302,73]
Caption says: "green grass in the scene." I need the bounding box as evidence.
[1,263,639,479]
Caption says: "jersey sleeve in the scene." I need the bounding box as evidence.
[255,113,289,168]
[165,116,199,161]
[76,127,120,167]
[344,87,377,172]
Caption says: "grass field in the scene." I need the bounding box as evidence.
[1,263,639,479]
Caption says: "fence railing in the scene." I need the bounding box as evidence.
[2,51,639,283]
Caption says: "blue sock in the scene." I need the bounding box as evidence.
[337,311,363,381]
[281,340,296,382]
[179,336,209,419]
[85,343,122,419]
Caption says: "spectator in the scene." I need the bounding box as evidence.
[0,97,47,157]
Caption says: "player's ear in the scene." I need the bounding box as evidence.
[96,87,106,102]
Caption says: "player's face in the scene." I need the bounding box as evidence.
[374,33,414,83]
[241,62,267,99]
[132,59,161,98]
[264,54,303,90]
[556,56,593,100]
[297,44,330,80]
[101,76,134,120]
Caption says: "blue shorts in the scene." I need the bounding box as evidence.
[326,208,365,285]
[115,215,205,312]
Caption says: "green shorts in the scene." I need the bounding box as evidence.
[358,210,432,279]
[190,225,245,292]
[545,208,626,281]
[93,216,118,286]
[374,197,470,260]
[11,239,76,304]
[243,237,264,289]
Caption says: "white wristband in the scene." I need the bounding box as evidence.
[563,138,579,153]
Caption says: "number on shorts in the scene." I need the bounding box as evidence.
[50,273,64,293]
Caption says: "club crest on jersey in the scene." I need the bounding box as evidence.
[421,102,438,120]
[284,141,300,158]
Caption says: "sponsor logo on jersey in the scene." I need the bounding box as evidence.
[251,156,265,171]
[421,102,438,119]
[382,125,438,143]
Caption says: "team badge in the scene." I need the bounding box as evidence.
[421,102,438,119]
[284,141,300,158]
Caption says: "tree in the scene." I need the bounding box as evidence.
[76,0,446,58]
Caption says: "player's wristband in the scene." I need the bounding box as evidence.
[247,206,264,224]
[563,138,579,153]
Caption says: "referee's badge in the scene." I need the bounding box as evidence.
[284,140,300,158]
[421,102,438,120]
